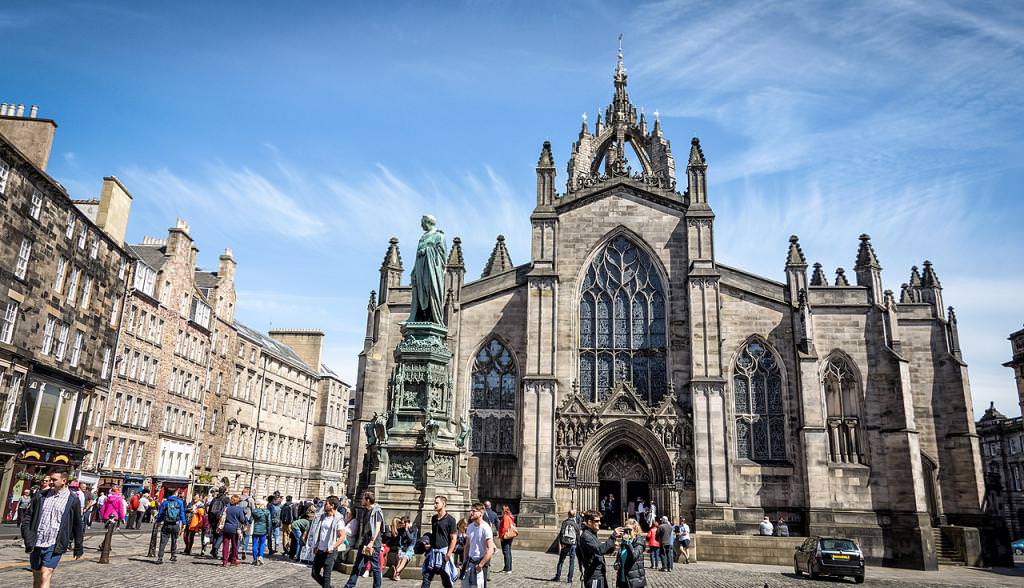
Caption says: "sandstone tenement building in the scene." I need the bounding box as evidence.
[977,325,1024,540]
[349,52,986,568]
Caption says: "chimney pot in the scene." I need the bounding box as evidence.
[29,105,38,118]
[16,104,24,117]
[0,104,7,116]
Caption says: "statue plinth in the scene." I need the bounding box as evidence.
[367,320,471,524]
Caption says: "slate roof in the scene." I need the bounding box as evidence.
[128,243,168,270]
[234,320,314,373]
[319,364,350,387]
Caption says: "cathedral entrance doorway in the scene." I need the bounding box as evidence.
[598,445,651,528]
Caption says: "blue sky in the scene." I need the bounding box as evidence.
[3,1,1022,417]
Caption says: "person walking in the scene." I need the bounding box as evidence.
[774,516,790,537]
[183,495,205,556]
[21,472,84,588]
[80,484,95,529]
[127,491,141,529]
[280,495,296,556]
[290,506,313,560]
[99,486,126,528]
[133,491,149,529]
[17,489,32,522]
[250,499,270,565]
[644,520,660,570]
[496,505,516,574]
[551,509,581,583]
[461,502,494,588]
[239,487,254,560]
[343,491,384,588]
[675,517,691,564]
[577,510,622,588]
[615,519,647,588]
[207,488,229,557]
[218,495,246,566]
[421,495,458,588]
[155,488,186,564]
[657,516,674,572]
[311,497,347,588]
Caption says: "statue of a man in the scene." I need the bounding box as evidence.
[409,214,447,325]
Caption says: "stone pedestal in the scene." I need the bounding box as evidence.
[369,322,471,525]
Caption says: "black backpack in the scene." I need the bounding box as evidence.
[208,496,225,517]
[281,502,295,525]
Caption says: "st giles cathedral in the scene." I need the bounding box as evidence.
[348,48,985,568]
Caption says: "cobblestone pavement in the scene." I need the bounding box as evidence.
[0,533,1020,587]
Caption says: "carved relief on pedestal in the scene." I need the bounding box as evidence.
[388,452,422,483]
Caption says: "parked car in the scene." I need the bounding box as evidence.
[1012,538,1024,555]
[794,536,865,583]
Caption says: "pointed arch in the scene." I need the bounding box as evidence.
[575,419,674,484]
[469,334,518,455]
[820,351,865,464]
[728,335,787,463]
[576,229,669,405]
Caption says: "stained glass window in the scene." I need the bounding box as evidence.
[470,337,517,455]
[578,235,668,404]
[733,340,786,462]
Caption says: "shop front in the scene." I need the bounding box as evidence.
[152,476,191,501]
[2,439,82,522]
[122,474,146,499]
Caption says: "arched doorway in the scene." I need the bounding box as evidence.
[598,445,651,528]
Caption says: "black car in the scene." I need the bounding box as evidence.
[794,536,865,583]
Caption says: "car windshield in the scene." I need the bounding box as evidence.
[820,539,858,552]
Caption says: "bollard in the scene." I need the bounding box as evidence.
[98,519,116,564]
[147,520,160,558]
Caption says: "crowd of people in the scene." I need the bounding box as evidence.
[16,477,713,588]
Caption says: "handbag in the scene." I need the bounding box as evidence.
[503,523,519,540]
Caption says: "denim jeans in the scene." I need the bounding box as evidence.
[313,550,340,587]
[344,546,382,588]
[252,534,267,559]
[500,539,513,572]
[554,543,575,581]
[158,524,179,561]
[661,544,674,570]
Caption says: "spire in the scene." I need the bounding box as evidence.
[688,137,705,166]
[447,237,464,268]
[785,235,807,267]
[854,233,881,270]
[810,263,828,286]
[909,265,922,287]
[835,268,850,286]
[482,235,514,278]
[921,260,941,288]
[580,113,589,137]
[381,237,402,270]
[537,140,554,167]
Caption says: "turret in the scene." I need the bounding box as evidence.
[536,141,556,208]
[686,137,707,206]
[785,235,808,304]
[920,260,944,316]
[854,234,883,304]
[445,237,466,304]
[378,237,403,305]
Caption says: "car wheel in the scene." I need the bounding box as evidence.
[794,556,802,576]
[854,574,865,584]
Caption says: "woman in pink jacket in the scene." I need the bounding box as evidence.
[99,486,126,525]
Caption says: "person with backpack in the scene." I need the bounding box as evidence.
[550,509,581,583]
[250,499,271,565]
[496,505,516,574]
[155,488,186,564]
[280,495,296,556]
[268,494,282,554]
[644,520,660,570]
[207,488,229,558]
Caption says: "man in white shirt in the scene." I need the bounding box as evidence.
[311,497,345,588]
[462,502,494,587]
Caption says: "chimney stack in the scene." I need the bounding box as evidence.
[0,101,57,170]
[95,176,133,246]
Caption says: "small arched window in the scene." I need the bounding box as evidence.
[734,340,786,463]
[823,356,863,464]
[470,337,516,455]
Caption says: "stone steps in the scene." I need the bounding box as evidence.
[932,529,965,566]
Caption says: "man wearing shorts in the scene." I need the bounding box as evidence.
[22,472,84,588]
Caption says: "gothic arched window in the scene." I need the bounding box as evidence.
[823,356,863,464]
[579,235,667,404]
[734,340,786,463]
[470,337,516,454]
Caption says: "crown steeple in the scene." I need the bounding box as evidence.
[564,38,676,194]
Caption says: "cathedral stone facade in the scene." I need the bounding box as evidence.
[349,52,986,568]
